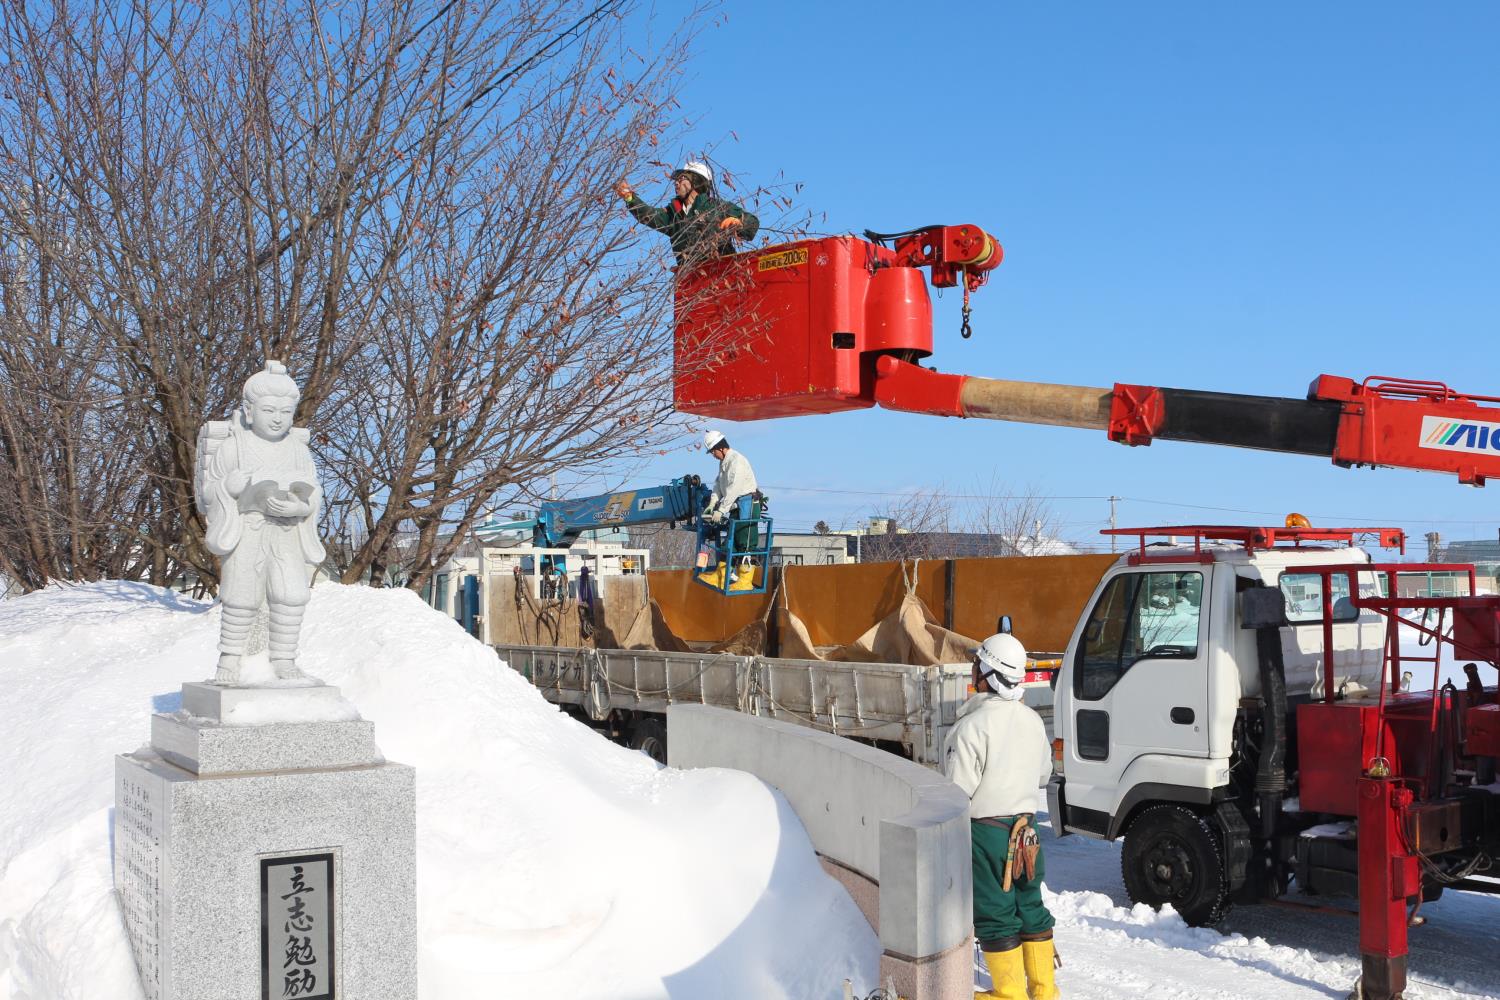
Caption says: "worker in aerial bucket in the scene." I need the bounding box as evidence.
[698,429,763,592]
[945,633,1060,1000]
[614,160,760,267]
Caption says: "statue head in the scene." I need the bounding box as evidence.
[241,360,301,442]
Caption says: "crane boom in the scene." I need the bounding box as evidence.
[525,476,708,548]
[674,230,1500,485]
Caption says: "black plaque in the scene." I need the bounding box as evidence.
[260,853,336,1000]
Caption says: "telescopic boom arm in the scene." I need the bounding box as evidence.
[673,227,1500,486]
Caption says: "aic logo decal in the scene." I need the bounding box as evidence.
[1419,415,1500,455]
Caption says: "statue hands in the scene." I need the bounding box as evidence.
[265,495,312,518]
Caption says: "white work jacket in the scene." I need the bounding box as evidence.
[942,692,1052,819]
[707,448,758,519]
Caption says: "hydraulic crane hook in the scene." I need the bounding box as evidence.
[864,224,1002,341]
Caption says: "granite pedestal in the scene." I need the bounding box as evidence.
[115,682,417,1000]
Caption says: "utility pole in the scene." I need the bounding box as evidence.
[1109,496,1120,552]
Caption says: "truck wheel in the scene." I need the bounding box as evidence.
[1121,803,1231,926]
[630,716,667,764]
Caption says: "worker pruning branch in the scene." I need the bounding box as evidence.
[615,160,760,267]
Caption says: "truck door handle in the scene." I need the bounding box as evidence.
[1170,707,1195,725]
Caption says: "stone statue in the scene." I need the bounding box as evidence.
[195,360,326,685]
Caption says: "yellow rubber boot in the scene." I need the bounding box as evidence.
[979,947,1027,1000]
[1021,938,1059,1000]
[730,563,756,592]
[697,563,726,590]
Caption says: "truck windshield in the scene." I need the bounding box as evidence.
[1076,571,1203,700]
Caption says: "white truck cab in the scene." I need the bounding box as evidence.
[1049,527,1392,922]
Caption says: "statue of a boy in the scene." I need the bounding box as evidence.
[195,360,326,685]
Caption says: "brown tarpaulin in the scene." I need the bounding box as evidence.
[775,562,979,665]
[493,553,1112,667]
[494,573,692,653]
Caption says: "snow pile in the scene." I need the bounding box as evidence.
[0,582,878,999]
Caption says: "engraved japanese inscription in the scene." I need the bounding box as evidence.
[117,770,165,1000]
[260,853,336,1000]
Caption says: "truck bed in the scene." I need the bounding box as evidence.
[495,642,1054,767]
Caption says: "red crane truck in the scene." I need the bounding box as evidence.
[670,224,1500,999]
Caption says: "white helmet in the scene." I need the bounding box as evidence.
[676,160,713,185]
[975,633,1027,699]
[703,429,727,452]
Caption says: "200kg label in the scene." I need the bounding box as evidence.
[757,248,809,272]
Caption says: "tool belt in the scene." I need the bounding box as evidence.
[977,813,1040,891]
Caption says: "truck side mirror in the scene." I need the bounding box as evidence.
[997,614,1013,635]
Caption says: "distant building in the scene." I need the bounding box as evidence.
[771,532,849,567]
[844,531,1078,563]
[1411,534,1500,596]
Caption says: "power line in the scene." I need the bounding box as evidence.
[766,484,1111,501]
[764,484,1500,527]
[1115,496,1500,527]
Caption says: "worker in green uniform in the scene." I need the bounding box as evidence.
[614,160,759,267]
[945,632,1060,1000]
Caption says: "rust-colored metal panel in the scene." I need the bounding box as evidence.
[783,562,945,648]
[487,573,586,647]
[950,554,1116,653]
[647,568,771,644]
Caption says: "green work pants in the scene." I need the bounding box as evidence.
[971,816,1055,951]
[730,498,762,554]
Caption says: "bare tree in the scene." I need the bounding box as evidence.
[955,479,1067,556]
[865,487,954,560]
[861,480,1064,561]
[0,0,796,593]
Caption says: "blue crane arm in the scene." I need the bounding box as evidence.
[532,475,710,548]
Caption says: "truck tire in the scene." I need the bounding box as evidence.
[1121,803,1231,926]
[630,716,667,764]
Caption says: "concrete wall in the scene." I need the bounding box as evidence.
[667,705,973,997]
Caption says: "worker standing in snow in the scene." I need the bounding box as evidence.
[614,160,759,267]
[945,633,1060,1000]
[699,429,762,592]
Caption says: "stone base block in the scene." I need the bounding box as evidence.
[115,749,416,1000]
[879,935,974,1000]
[181,681,360,726]
[151,713,382,775]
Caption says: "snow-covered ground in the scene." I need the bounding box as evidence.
[0,582,877,999]
[1,582,1497,1000]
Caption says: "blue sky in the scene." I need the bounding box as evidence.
[611,2,1499,553]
